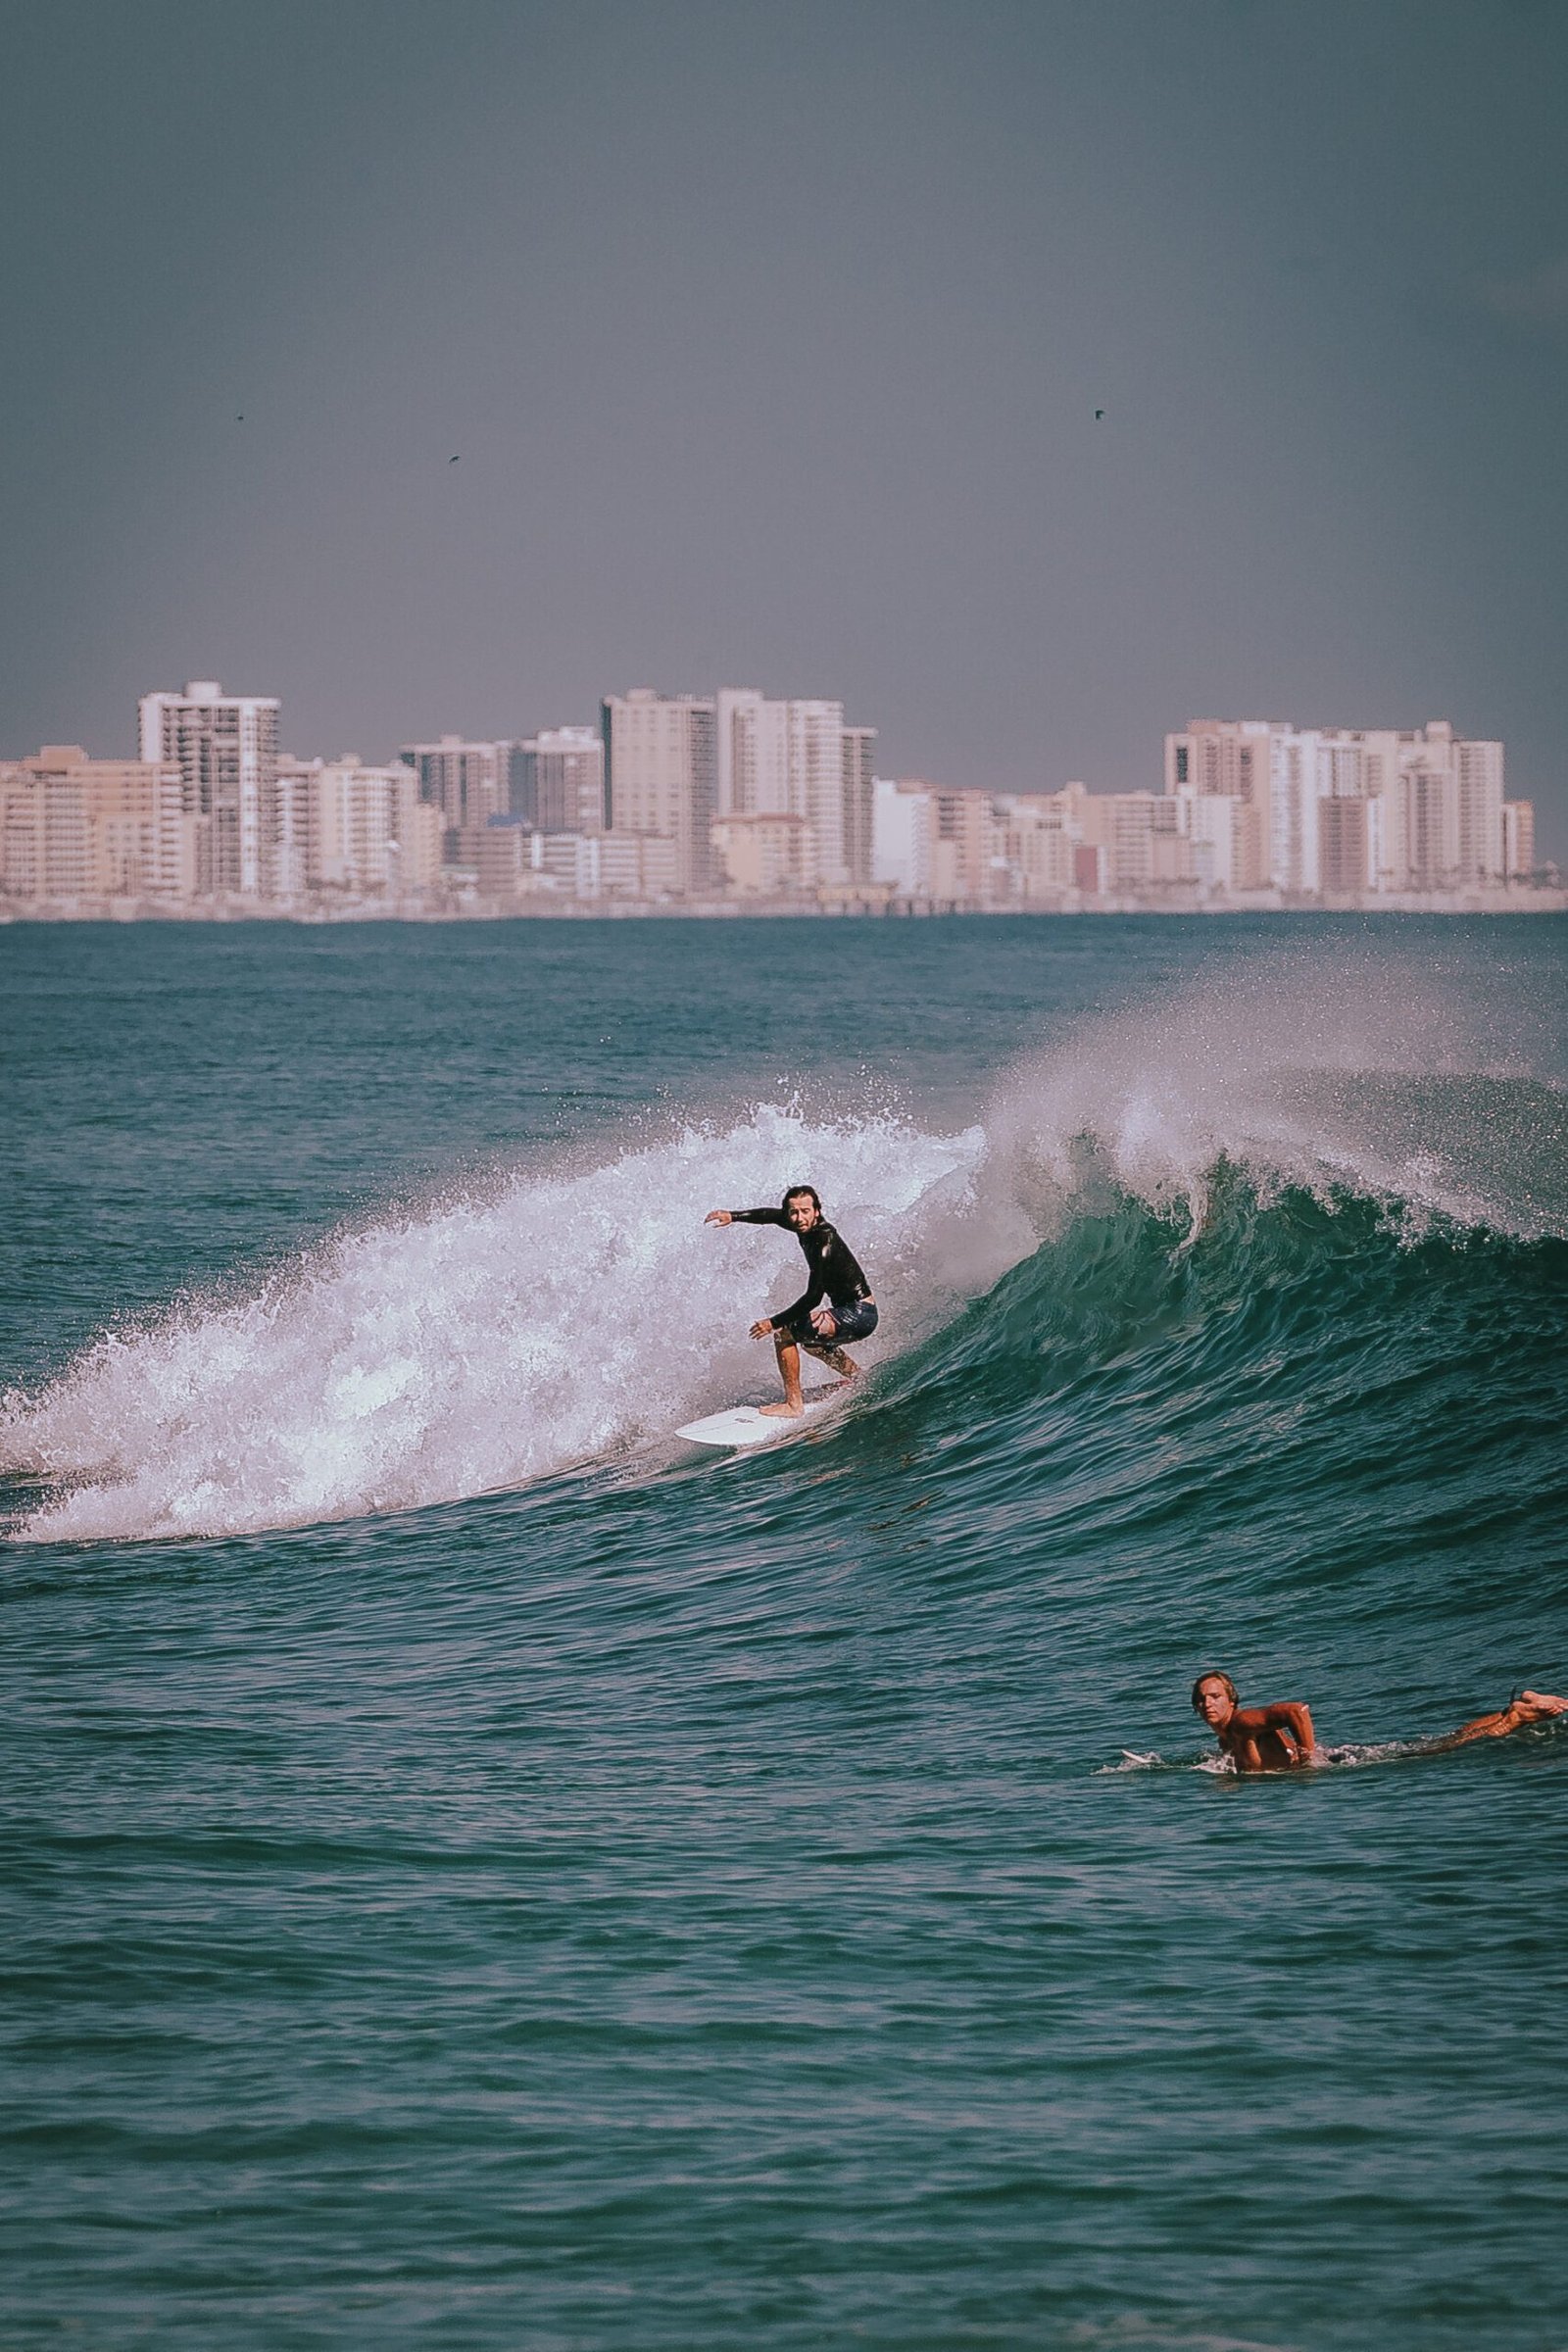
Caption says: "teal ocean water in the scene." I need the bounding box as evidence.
[3,914,1566,2351]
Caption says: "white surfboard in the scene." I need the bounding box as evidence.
[676,1395,841,1450]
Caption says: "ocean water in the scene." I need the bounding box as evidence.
[2,912,1565,2352]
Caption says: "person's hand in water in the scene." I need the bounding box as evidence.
[705,1210,733,1225]
[1512,1690,1567,1726]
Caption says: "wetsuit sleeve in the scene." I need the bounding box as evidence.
[727,1208,791,1226]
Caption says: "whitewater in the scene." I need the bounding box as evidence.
[5,914,1566,2352]
[5,935,1564,1543]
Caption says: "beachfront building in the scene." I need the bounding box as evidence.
[710,810,813,896]
[509,727,607,835]
[275,756,444,897]
[1503,799,1536,881]
[397,735,514,853]
[456,820,680,902]
[1164,718,1518,896]
[870,779,999,903]
[871,777,932,898]
[990,793,1079,902]
[713,691,855,890]
[0,746,196,903]
[842,726,878,889]
[139,681,281,897]
[600,690,717,897]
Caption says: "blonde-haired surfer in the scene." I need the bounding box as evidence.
[1191,1671,1566,1773]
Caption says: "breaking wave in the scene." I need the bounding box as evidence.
[5,943,1566,1544]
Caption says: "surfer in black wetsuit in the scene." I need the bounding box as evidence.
[705,1186,878,1416]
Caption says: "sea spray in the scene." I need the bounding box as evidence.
[0,1106,989,1541]
[7,937,1566,1543]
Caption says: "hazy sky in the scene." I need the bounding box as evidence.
[3,0,1566,842]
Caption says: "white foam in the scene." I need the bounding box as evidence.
[1,1107,987,1543]
[6,942,1558,1544]
[984,941,1567,1243]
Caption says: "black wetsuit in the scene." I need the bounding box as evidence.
[728,1208,877,1346]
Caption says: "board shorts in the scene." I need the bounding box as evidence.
[778,1298,879,1348]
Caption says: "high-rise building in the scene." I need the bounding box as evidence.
[870,781,996,903]
[600,690,716,896]
[713,690,856,889]
[1164,717,1512,895]
[276,756,443,895]
[1502,800,1535,881]
[841,725,877,888]
[397,736,512,850]
[871,778,932,898]
[0,747,194,902]
[992,793,1077,902]
[139,681,281,896]
[511,727,607,834]
[1319,796,1370,896]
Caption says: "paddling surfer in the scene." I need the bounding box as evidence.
[1191,1670,1567,1773]
[705,1187,878,1416]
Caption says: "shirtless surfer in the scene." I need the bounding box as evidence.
[705,1187,877,1416]
[1191,1669,1567,1773]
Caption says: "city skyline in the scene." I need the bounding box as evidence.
[2,3,1566,853]
[0,670,1547,916]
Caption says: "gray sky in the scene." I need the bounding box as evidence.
[3,0,1566,844]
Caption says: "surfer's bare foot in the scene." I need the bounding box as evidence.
[760,1399,805,1417]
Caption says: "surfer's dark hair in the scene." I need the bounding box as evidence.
[1192,1670,1238,1712]
[782,1185,822,1214]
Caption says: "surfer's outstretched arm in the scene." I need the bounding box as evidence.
[1429,1690,1567,1750]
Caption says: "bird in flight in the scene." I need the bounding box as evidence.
[450,454,460,464]
[1094,408,1105,420]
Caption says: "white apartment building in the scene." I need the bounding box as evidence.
[870,780,999,903]
[1164,718,1514,895]
[277,756,443,896]
[600,691,716,896]
[139,681,281,896]
[714,690,874,890]
[871,778,932,898]
[0,747,195,902]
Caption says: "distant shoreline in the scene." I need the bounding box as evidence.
[3,890,1566,926]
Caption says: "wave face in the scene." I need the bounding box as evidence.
[4,916,1567,2351]
[1,1107,988,1540]
[6,935,1565,1544]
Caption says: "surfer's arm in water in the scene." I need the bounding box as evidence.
[1225,1701,1316,1772]
[1424,1690,1567,1751]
